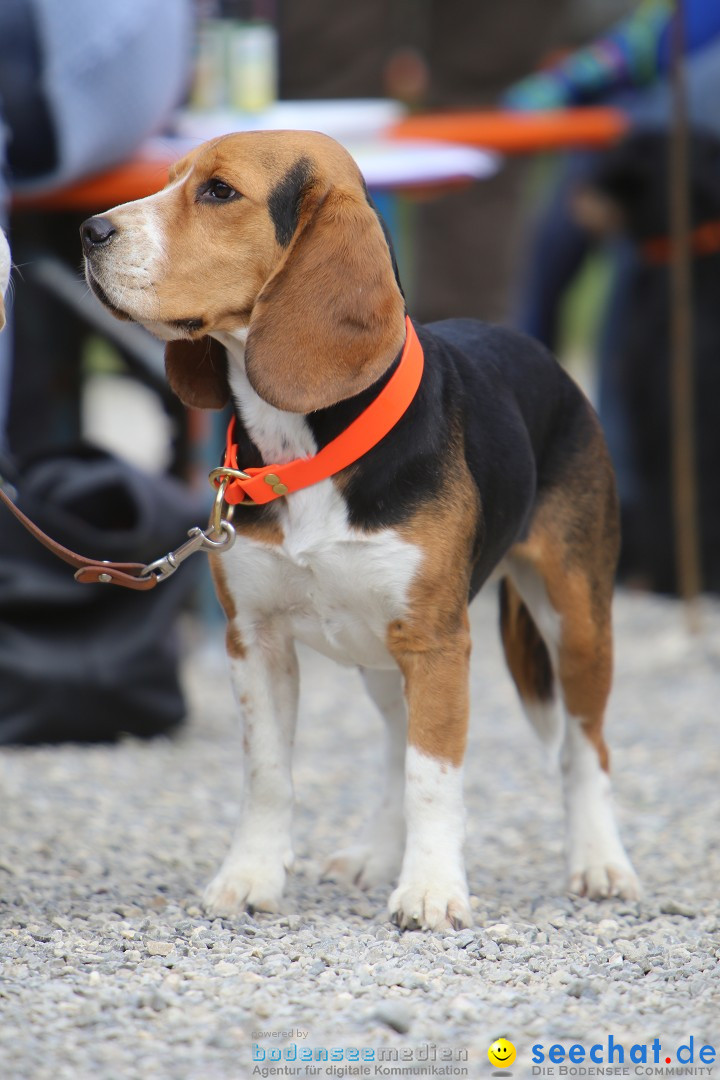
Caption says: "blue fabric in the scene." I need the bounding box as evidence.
[0,0,192,448]
[625,36,720,137]
[17,0,193,192]
[504,0,720,110]
[0,121,10,454]
[657,0,720,71]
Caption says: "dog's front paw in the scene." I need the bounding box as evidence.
[204,849,291,917]
[568,861,640,901]
[323,841,403,889]
[388,876,472,932]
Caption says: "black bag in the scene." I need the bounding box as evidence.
[0,444,208,743]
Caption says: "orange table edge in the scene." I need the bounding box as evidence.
[389,106,629,154]
[12,157,175,213]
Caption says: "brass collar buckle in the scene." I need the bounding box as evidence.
[208,466,257,524]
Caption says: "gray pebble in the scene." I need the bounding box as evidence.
[660,899,698,918]
[373,1001,413,1034]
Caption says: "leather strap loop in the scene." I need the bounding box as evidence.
[73,566,157,590]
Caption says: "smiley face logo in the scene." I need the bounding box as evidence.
[488,1038,516,1069]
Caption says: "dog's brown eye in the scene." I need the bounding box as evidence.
[198,179,239,203]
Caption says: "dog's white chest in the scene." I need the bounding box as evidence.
[223,482,421,668]
[213,331,423,666]
[213,330,423,667]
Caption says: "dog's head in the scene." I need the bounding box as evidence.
[573,127,720,242]
[0,229,10,331]
[81,131,406,413]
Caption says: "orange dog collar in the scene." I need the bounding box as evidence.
[213,316,424,506]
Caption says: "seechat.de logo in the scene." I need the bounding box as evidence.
[531,1035,717,1071]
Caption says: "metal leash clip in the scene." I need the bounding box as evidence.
[139,520,236,584]
[138,467,243,585]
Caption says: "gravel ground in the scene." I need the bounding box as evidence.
[1,588,719,1080]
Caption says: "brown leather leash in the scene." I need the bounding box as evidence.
[0,477,235,590]
[0,320,424,591]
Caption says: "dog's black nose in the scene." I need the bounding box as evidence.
[80,216,116,254]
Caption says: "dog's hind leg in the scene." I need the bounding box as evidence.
[506,448,639,900]
[323,668,406,888]
[552,573,638,900]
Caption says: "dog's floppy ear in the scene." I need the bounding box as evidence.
[164,336,230,409]
[245,187,406,413]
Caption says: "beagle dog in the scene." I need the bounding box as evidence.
[80,131,638,931]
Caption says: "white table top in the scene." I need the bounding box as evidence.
[160,100,499,190]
